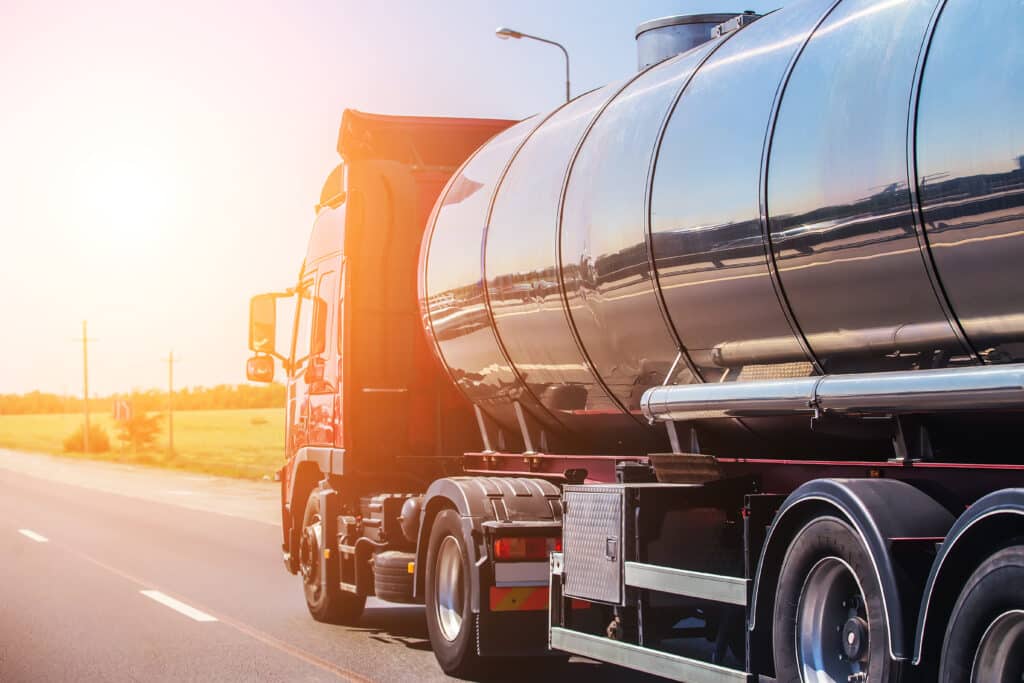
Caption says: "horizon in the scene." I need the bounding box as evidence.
[1,1,782,395]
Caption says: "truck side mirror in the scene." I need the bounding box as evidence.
[249,294,280,354]
[246,355,275,383]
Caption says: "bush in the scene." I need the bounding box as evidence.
[115,412,162,452]
[63,423,111,453]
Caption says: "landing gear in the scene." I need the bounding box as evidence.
[299,492,365,624]
[940,545,1024,683]
[773,517,901,682]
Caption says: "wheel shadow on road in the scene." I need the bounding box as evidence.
[343,605,433,652]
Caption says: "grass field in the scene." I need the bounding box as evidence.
[0,409,285,479]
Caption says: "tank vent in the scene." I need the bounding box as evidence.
[634,12,758,71]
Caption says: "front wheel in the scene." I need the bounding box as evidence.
[299,492,365,624]
[939,544,1024,682]
[425,509,483,678]
[773,516,901,682]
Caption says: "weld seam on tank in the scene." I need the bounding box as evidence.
[480,102,578,436]
[642,14,749,386]
[552,57,656,425]
[418,135,504,419]
[755,0,846,376]
[903,0,981,364]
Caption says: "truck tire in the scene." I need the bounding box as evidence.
[373,551,416,604]
[772,517,901,682]
[939,544,1024,683]
[425,509,484,677]
[299,492,365,624]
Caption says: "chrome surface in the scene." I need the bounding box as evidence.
[635,14,739,71]
[433,535,465,642]
[796,557,869,682]
[917,0,1024,364]
[767,0,965,373]
[970,609,1024,683]
[421,0,1024,453]
[642,363,1024,421]
[561,41,716,415]
[651,0,832,381]
[550,627,748,683]
[623,562,747,606]
[486,84,643,442]
[422,117,551,437]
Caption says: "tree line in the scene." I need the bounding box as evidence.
[0,383,285,415]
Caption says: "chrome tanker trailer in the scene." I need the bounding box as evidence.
[418,0,1024,680]
[250,0,1023,681]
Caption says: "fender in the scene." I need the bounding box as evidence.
[913,488,1024,667]
[748,478,954,669]
[282,447,346,572]
[285,447,346,510]
[412,476,561,610]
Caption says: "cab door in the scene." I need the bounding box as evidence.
[307,265,339,445]
[287,273,316,457]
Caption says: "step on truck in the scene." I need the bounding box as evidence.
[248,2,1024,680]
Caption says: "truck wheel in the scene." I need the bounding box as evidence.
[772,517,901,682]
[939,544,1024,683]
[299,492,365,624]
[425,509,483,677]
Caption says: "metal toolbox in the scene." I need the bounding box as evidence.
[561,484,632,605]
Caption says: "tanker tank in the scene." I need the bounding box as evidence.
[419,0,1024,459]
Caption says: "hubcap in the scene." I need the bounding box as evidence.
[971,609,1024,683]
[434,535,465,642]
[796,557,870,682]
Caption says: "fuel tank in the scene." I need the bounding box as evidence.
[419,0,1024,455]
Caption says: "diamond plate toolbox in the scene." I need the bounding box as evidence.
[562,485,628,605]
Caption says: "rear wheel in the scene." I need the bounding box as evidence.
[425,509,483,677]
[773,517,901,682]
[939,545,1024,683]
[299,492,365,624]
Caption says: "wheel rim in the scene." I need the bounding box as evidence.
[796,556,871,682]
[299,511,323,600]
[971,609,1024,683]
[434,535,464,642]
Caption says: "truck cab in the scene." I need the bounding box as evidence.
[248,111,570,675]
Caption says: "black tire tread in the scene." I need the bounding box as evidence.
[301,493,365,625]
[938,544,1024,683]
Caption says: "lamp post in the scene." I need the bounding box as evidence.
[495,27,571,103]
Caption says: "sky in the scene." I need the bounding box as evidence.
[0,0,783,396]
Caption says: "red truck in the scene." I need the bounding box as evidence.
[249,3,1024,681]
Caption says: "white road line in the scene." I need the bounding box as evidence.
[17,529,48,543]
[140,590,218,622]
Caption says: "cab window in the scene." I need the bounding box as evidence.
[290,279,314,376]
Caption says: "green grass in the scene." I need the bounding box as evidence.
[0,409,285,480]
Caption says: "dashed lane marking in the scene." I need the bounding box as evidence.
[17,529,48,543]
[72,549,374,682]
[140,590,218,622]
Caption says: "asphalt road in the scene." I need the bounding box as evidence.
[0,453,663,682]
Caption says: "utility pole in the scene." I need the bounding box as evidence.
[162,351,179,457]
[73,321,96,452]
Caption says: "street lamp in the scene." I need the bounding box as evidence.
[495,27,571,103]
